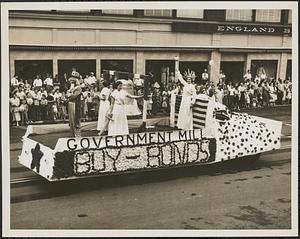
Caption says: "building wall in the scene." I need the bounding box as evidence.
[9,13,292,83]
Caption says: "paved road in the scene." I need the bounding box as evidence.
[9,105,292,229]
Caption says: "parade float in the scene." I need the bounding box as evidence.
[18,65,282,182]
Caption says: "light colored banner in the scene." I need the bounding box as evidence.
[55,128,214,152]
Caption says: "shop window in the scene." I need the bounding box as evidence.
[225,9,252,21]
[255,9,281,23]
[144,9,172,17]
[145,60,175,90]
[176,9,204,19]
[58,59,96,79]
[220,62,244,84]
[288,10,292,24]
[101,60,133,79]
[102,9,134,15]
[14,60,53,84]
[250,60,278,79]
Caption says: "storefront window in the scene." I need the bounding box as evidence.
[176,9,204,19]
[14,60,53,84]
[288,10,292,24]
[225,9,252,21]
[144,9,172,17]
[101,60,133,80]
[58,59,96,79]
[102,9,134,15]
[255,9,281,23]
[220,62,244,84]
[145,60,175,90]
[250,60,278,79]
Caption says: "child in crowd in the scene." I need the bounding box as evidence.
[19,99,28,126]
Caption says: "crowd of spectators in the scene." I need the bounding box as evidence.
[9,67,292,126]
[146,68,292,115]
[9,71,103,126]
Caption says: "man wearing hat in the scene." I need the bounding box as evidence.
[66,68,82,137]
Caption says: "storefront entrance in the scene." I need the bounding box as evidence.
[58,60,96,79]
[145,60,175,90]
[14,60,53,84]
[250,60,278,79]
[179,61,209,84]
[220,61,244,84]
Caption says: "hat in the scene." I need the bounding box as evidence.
[153,82,160,89]
[71,71,80,79]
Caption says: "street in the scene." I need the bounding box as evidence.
[10,106,292,229]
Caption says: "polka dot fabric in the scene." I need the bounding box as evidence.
[215,112,281,162]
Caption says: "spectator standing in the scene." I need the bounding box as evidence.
[16,86,26,101]
[26,92,34,123]
[32,88,42,121]
[219,70,226,84]
[276,79,284,105]
[233,83,240,110]
[19,99,28,126]
[11,75,19,89]
[44,74,53,92]
[227,82,235,110]
[269,82,277,106]
[24,80,31,92]
[33,75,43,90]
[10,91,21,126]
[238,82,246,109]
[40,94,48,121]
[201,69,209,85]
[243,70,252,82]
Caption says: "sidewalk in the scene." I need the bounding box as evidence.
[16,104,292,126]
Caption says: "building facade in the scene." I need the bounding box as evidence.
[9,9,292,85]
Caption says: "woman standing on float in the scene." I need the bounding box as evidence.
[97,81,111,135]
[100,80,143,136]
[175,69,196,130]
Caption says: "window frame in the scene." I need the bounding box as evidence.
[175,9,204,20]
[225,9,253,22]
[254,9,282,23]
[143,9,174,19]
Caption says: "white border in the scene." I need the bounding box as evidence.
[1,1,298,237]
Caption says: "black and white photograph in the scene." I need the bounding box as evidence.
[1,1,298,237]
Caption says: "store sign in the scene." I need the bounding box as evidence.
[172,22,292,36]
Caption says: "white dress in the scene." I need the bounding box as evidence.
[97,87,111,131]
[177,83,196,130]
[108,90,129,136]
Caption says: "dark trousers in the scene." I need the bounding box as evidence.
[33,105,41,121]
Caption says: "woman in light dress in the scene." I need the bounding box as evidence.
[100,81,143,136]
[175,70,196,130]
[97,81,111,134]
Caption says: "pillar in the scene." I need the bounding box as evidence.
[245,54,252,75]
[135,52,145,74]
[53,58,58,77]
[96,58,101,79]
[208,50,221,85]
[278,53,288,80]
